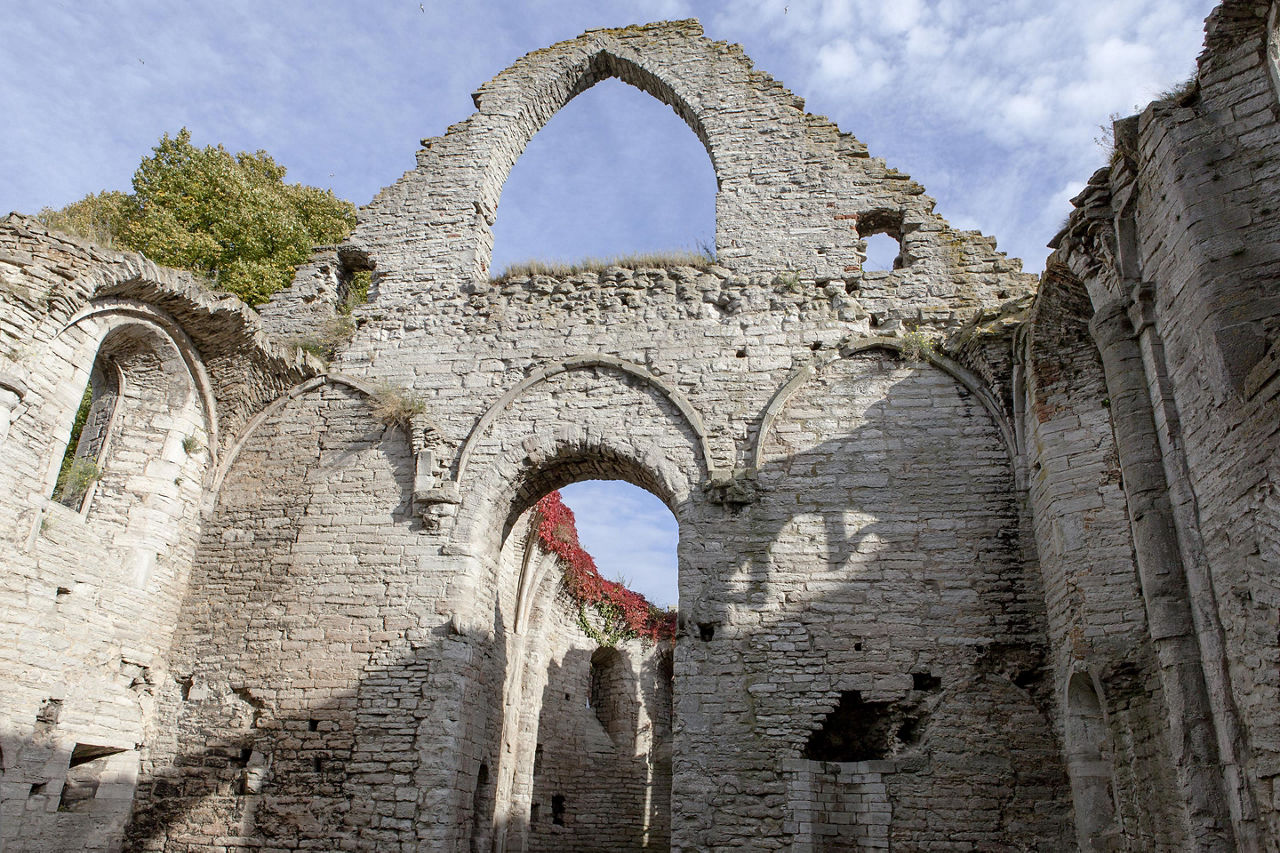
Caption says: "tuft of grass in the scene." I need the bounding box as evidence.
[181,435,201,455]
[1157,76,1198,107]
[370,383,426,429]
[292,313,356,363]
[493,247,715,282]
[897,330,935,362]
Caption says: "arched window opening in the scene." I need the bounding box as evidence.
[1065,672,1121,850]
[517,477,677,852]
[490,77,717,278]
[470,762,492,853]
[52,357,119,510]
[44,320,211,582]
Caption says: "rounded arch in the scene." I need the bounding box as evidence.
[751,336,1017,472]
[1064,669,1121,850]
[454,355,719,485]
[207,372,436,509]
[55,299,218,463]
[452,427,693,557]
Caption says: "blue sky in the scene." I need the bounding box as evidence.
[3,0,1219,606]
[560,481,680,609]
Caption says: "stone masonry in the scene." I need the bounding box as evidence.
[1,2,1279,850]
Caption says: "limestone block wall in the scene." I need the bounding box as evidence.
[1048,1,1280,845]
[1020,269,1184,848]
[728,350,1069,850]
[0,217,312,853]
[346,20,1034,314]
[1126,5,1280,840]
[256,248,343,348]
[783,760,892,852]
[122,380,450,851]
[522,605,671,852]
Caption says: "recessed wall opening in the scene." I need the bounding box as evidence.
[519,476,678,851]
[858,209,909,272]
[804,691,896,762]
[551,793,566,826]
[802,686,935,763]
[490,77,717,279]
[1065,673,1120,849]
[47,322,208,537]
[471,762,492,853]
[58,744,126,813]
[52,359,118,509]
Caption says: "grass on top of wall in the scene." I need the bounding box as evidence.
[492,247,716,282]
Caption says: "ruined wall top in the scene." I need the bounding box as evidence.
[0,213,319,453]
[348,20,1033,314]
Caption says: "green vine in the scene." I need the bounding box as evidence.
[577,603,629,648]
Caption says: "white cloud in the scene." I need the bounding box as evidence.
[879,0,923,34]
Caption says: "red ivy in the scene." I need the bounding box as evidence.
[534,491,676,643]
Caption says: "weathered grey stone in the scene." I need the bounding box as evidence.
[2,3,1280,850]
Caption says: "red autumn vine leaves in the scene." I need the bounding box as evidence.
[534,491,676,643]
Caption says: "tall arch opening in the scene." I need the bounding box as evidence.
[490,76,717,278]
[46,320,210,537]
[488,470,678,853]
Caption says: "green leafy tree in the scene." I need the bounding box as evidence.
[38,129,356,306]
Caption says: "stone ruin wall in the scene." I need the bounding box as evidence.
[1039,2,1280,846]
[0,218,316,853]
[0,2,1279,851]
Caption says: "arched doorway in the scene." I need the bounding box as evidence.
[485,478,678,853]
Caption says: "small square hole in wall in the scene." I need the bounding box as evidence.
[912,672,941,691]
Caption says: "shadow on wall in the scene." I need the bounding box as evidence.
[673,352,1072,848]
[21,353,1071,851]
